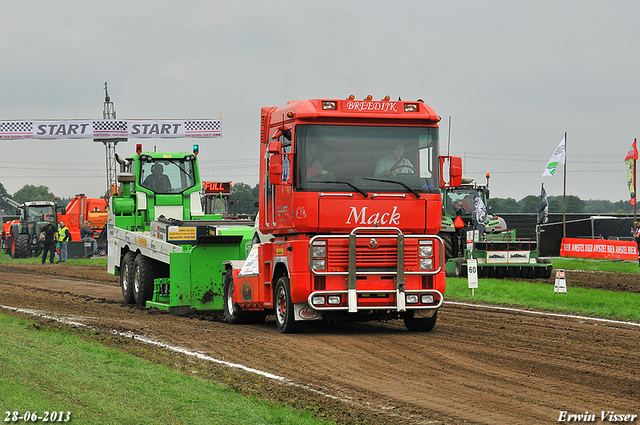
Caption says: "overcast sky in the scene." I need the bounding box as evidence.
[1,1,639,203]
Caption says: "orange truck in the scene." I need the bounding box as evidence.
[57,194,108,242]
[223,95,462,332]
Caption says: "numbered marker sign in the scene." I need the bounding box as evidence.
[467,259,478,289]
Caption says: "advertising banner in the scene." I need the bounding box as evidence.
[0,119,221,140]
[560,238,638,261]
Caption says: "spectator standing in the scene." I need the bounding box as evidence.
[81,220,97,256]
[40,218,59,265]
[57,220,71,263]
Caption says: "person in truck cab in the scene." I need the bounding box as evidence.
[375,144,414,177]
[143,163,171,192]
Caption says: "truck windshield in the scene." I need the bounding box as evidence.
[293,125,439,193]
[139,159,196,194]
[444,188,476,217]
[26,205,55,222]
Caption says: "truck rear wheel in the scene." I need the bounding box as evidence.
[404,310,438,332]
[120,252,137,304]
[274,276,303,333]
[133,255,155,306]
[15,233,30,259]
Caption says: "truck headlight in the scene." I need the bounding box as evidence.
[421,294,434,304]
[420,258,433,269]
[311,295,326,306]
[311,245,326,258]
[311,259,326,271]
[406,294,419,304]
[419,245,433,257]
[419,240,434,270]
[328,295,341,305]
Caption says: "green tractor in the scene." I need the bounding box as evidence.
[2,200,59,259]
[107,147,255,314]
[439,177,552,279]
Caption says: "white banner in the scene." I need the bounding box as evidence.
[0,119,221,140]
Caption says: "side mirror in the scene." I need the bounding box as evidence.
[439,156,462,188]
[268,141,282,154]
[269,154,283,184]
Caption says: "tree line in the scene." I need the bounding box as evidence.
[487,194,635,215]
[0,181,634,217]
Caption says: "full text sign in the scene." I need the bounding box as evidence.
[0,120,221,140]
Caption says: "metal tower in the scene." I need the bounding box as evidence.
[95,82,126,196]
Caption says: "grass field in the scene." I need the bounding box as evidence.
[0,314,332,425]
[445,257,640,322]
[445,277,640,322]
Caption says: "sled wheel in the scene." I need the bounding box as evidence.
[274,276,303,333]
[404,310,438,332]
[133,255,155,306]
[454,258,467,278]
[120,251,136,304]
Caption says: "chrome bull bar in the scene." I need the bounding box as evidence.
[309,227,444,313]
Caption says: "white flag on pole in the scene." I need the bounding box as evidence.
[543,136,566,177]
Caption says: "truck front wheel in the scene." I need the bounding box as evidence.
[133,255,155,306]
[404,309,438,332]
[274,276,303,333]
[120,252,137,304]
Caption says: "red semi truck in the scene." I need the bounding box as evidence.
[223,95,462,332]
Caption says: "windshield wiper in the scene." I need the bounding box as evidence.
[362,178,421,199]
[314,181,368,198]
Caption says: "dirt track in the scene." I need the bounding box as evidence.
[0,263,638,425]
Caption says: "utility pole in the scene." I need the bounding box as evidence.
[95,82,127,197]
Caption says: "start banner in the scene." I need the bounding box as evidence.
[560,238,638,261]
[0,120,221,140]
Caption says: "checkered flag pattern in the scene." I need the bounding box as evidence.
[185,120,221,132]
[0,121,33,134]
[92,120,128,132]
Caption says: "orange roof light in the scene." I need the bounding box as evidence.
[365,94,373,101]
[382,95,390,101]
[347,94,355,100]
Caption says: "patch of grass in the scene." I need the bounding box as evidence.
[551,257,640,274]
[445,277,640,322]
[0,313,332,425]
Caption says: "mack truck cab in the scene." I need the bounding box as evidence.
[224,96,462,332]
